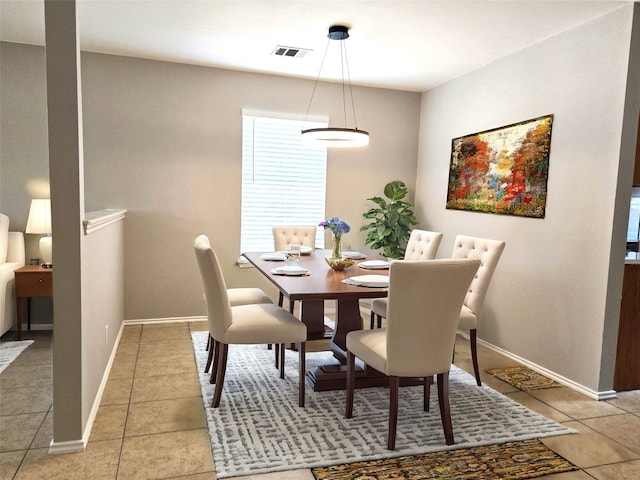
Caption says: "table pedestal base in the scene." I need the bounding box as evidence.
[307,363,426,392]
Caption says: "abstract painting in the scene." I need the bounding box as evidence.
[446,115,553,218]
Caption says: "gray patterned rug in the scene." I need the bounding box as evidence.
[0,340,33,374]
[191,332,575,479]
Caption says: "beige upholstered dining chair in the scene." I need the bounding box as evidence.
[203,287,272,375]
[194,235,307,407]
[272,225,317,312]
[345,258,481,450]
[369,229,443,328]
[451,234,505,386]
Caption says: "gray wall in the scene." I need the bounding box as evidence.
[416,4,639,397]
[1,43,422,321]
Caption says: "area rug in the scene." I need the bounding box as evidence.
[191,332,575,479]
[0,340,34,374]
[312,438,578,480]
[487,366,563,391]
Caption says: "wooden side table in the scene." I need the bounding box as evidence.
[14,265,53,340]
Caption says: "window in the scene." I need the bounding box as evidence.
[240,112,327,252]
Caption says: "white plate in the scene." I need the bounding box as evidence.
[260,253,286,261]
[342,274,389,288]
[358,260,390,269]
[271,266,309,276]
[342,251,366,259]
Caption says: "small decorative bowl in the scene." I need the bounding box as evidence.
[325,256,355,270]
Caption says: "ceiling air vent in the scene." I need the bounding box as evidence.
[271,46,312,59]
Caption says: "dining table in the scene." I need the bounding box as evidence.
[243,249,422,391]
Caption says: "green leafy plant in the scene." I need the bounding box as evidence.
[361,180,418,259]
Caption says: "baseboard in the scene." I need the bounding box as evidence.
[123,315,206,325]
[461,332,617,401]
[48,438,85,454]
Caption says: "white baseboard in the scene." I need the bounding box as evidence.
[123,315,206,325]
[48,439,85,454]
[459,332,617,401]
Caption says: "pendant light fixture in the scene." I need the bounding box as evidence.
[301,25,369,148]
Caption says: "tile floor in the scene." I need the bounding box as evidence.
[1,320,639,480]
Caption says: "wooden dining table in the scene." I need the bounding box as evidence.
[243,249,412,391]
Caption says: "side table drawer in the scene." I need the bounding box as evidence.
[15,272,53,297]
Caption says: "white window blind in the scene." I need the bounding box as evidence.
[240,114,327,253]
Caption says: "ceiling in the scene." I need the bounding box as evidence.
[0,0,629,92]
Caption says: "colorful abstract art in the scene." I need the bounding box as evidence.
[447,115,553,218]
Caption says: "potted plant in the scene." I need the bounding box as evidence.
[361,180,418,259]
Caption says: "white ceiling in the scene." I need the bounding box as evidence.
[0,0,629,92]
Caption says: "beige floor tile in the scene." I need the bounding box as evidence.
[607,390,640,413]
[0,412,47,452]
[131,371,202,403]
[529,387,626,420]
[0,450,26,480]
[506,391,573,423]
[140,324,190,343]
[31,410,52,449]
[89,404,128,442]
[233,469,315,480]
[125,396,205,437]
[536,471,595,479]
[134,353,197,378]
[101,377,133,406]
[118,429,213,479]
[119,325,142,344]
[168,473,215,480]
[14,440,121,480]
[0,385,52,416]
[107,357,136,380]
[0,364,52,389]
[114,341,139,360]
[585,459,640,479]
[137,338,194,358]
[542,421,639,469]
[8,346,51,368]
[189,321,208,332]
[581,413,640,454]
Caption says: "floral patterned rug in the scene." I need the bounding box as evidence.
[487,366,563,391]
[312,439,578,480]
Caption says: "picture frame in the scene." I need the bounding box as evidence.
[446,114,553,218]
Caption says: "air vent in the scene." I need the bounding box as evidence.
[271,46,312,59]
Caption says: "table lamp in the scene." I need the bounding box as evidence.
[25,198,52,267]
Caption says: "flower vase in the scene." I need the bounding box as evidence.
[331,234,342,259]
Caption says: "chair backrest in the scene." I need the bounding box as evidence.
[194,235,233,340]
[386,258,481,377]
[403,229,443,261]
[450,235,506,319]
[0,214,9,263]
[272,225,317,251]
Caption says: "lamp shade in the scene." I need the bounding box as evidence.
[25,199,52,234]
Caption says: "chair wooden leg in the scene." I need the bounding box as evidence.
[274,343,280,369]
[437,371,454,445]
[212,343,229,408]
[470,329,481,386]
[279,344,285,379]
[377,314,382,329]
[369,311,375,329]
[209,339,220,384]
[388,376,399,450]
[424,375,433,411]
[278,292,284,307]
[204,334,214,373]
[298,342,306,407]
[345,351,355,418]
